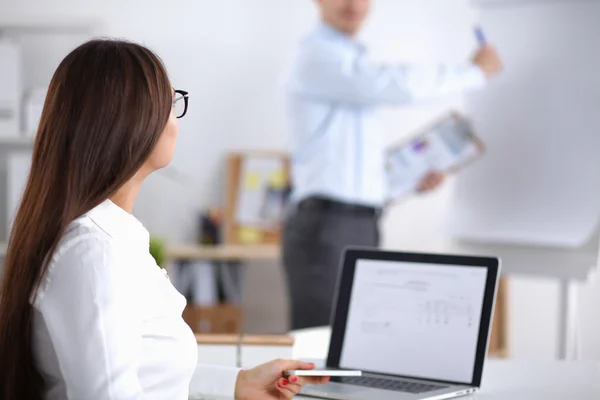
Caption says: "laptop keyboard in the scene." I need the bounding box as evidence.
[331,376,447,394]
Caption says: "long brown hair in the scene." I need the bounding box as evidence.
[0,38,173,399]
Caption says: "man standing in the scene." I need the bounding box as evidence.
[282,0,503,330]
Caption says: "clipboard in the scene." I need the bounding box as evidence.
[386,111,485,203]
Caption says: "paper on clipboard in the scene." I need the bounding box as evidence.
[386,112,484,201]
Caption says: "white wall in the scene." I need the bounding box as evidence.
[1,0,479,243]
[2,0,598,360]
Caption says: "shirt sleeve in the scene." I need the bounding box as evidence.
[35,234,143,399]
[189,364,241,398]
[287,41,487,106]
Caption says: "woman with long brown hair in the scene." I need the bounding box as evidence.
[0,39,327,400]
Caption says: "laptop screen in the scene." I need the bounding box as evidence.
[338,258,488,384]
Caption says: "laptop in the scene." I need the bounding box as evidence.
[301,248,501,400]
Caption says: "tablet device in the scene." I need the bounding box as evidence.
[386,111,485,201]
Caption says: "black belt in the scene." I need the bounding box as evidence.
[297,196,381,217]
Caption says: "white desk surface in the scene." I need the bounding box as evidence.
[289,327,600,399]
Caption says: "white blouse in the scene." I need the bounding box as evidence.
[31,200,240,399]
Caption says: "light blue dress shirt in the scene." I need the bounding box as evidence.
[283,23,487,207]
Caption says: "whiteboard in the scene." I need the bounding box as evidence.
[445,1,600,248]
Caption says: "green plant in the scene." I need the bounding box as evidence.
[149,236,167,268]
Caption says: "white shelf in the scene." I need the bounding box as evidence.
[0,137,34,146]
[0,17,101,34]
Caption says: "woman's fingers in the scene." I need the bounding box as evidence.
[288,375,331,387]
[276,378,301,398]
[276,375,330,398]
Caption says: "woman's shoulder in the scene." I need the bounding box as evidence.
[33,216,122,306]
[54,214,118,261]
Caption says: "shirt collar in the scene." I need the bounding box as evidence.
[317,21,366,53]
[86,199,150,246]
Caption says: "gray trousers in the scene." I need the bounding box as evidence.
[282,202,379,330]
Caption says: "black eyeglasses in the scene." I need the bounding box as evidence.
[173,90,189,118]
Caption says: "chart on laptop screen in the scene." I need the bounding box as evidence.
[339,259,488,384]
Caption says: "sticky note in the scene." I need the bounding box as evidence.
[245,172,261,190]
[268,170,286,189]
[237,226,263,244]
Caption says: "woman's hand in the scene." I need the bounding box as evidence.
[235,359,330,400]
